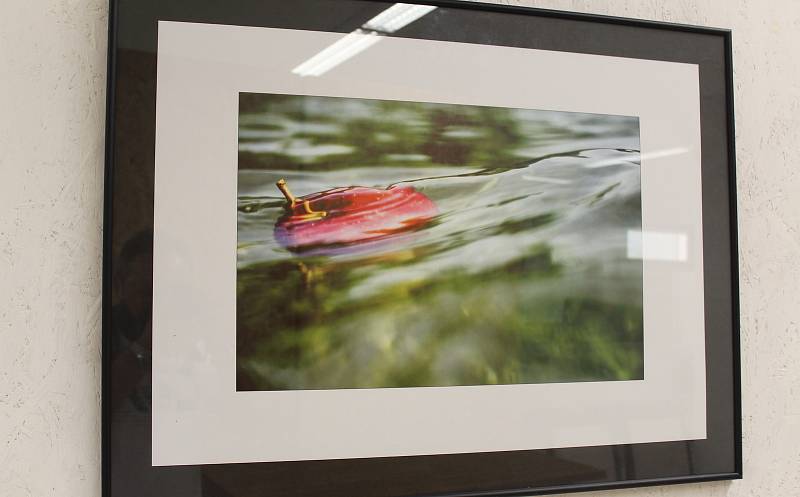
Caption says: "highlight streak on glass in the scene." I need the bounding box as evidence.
[521,174,572,185]
[291,3,437,77]
[627,230,689,261]
[584,147,689,169]
[292,30,381,77]
[363,3,438,33]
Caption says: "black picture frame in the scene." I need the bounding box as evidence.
[102,1,741,496]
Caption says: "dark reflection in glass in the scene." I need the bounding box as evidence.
[108,47,202,497]
[110,230,152,411]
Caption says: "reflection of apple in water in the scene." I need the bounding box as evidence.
[273,179,438,252]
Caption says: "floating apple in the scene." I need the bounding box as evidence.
[273,179,438,252]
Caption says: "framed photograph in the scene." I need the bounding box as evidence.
[103,1,741,496]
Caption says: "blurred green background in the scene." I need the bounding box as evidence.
[237,93,644,390]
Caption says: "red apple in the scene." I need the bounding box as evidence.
[273,179,437,252]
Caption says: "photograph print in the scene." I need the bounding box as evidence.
[235,92,643,391]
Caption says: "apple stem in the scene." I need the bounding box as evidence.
[276,179,298,204]
[301,201,327,217]
[276,179,327,219]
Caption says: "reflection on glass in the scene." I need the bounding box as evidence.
[627,230,689,262]
[292,3,437,77]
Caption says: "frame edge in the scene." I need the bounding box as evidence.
[723,28,744,480]
[353,0,733,35]
[99,2,742,496]
[101,0,120,495]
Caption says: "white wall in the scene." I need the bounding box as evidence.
[1,0,797,496]
[1,0,106,496]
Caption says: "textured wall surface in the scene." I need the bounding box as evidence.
[1,0,798,496]
[0,0,107,496]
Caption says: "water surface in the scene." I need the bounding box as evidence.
[236,93,643,391]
